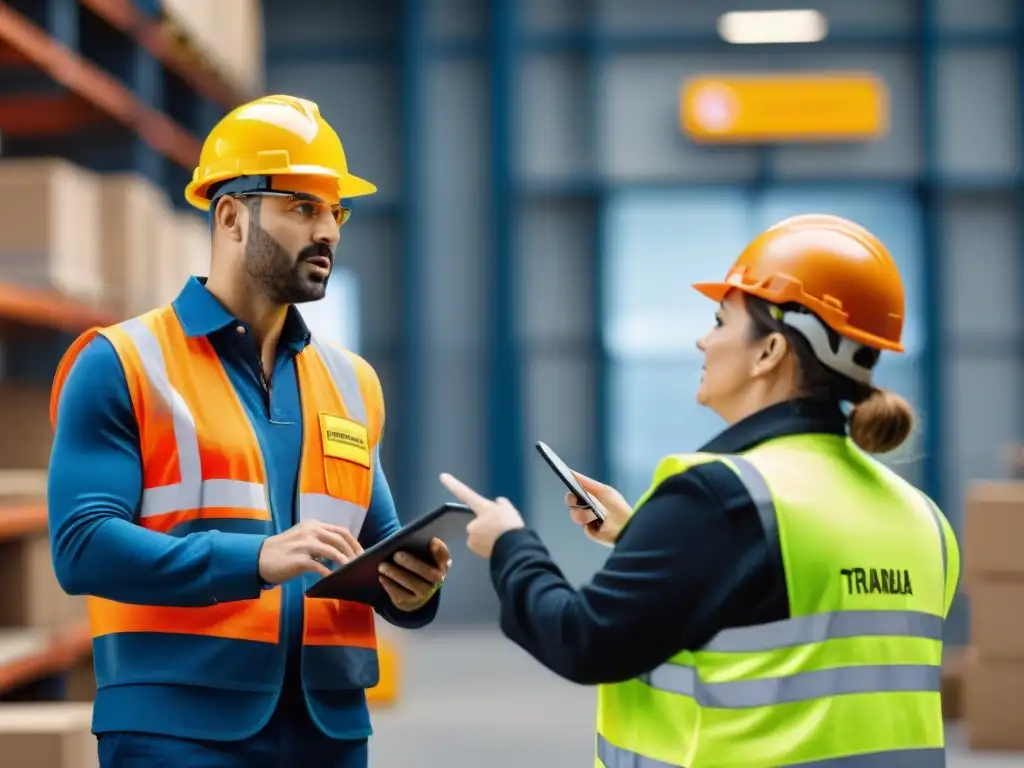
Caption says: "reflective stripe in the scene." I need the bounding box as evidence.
[722,454,779,556]
[122,318,271,518]
[123,317,207,516]
[299,494,368,537]
[311,336,366,424]
[597,735,683,768]
[142,478,268,518]
[641,662,940,708]
[596,736,943,768]
[791,748,945,767]
[918,492,948,608]
[704,609,943,653]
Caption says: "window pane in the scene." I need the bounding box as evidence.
[603,189,750,500]
[604,190,751,358]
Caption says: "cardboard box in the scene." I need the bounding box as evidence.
[100,174,171,317]
[0,159,103,306]
[963,481,1024,581]
[969,582,1024,660]
[964,649,1024,749]
[0,534,86,631]
[0,703,96,768]
[211,0,264,94]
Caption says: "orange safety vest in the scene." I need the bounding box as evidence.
[49,304,385,687]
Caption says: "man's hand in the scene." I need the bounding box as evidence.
[258,520,363,585]
[378,538,451,612]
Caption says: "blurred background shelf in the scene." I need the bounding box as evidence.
[0,623,91,694]
[0,0,261,209]
[0,1,200,170]
[0,284,118,334]
[0,0,239,743]
[0,506,47,542]
[76,0,255,110]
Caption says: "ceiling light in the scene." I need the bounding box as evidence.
[717,10,828,45]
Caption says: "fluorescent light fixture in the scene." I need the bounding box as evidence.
[717,9,828,44]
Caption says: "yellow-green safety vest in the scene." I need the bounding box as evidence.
[595,433,959,768]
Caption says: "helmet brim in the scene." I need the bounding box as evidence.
[692,281,730,303]
[185,167,378,212]
[692,280,904,352]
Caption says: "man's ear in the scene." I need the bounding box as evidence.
[752,332,788,377]
[213,197,245,242]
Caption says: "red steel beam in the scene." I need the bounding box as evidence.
[0,93,106,136]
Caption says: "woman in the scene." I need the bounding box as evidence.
[441,214,959,767]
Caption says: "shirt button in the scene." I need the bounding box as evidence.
[235,325,246,335]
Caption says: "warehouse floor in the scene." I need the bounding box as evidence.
[370,627,1024,767]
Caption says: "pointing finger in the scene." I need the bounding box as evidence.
[439,473,491,512]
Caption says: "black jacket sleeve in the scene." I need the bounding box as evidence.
[488,461,788,685]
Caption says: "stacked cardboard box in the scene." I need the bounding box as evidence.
[963,481,1024,749]
[0,159,103,307]
[99,173,173,318]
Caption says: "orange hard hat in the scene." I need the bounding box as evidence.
[693,214,905,352]
[184,95,376,211]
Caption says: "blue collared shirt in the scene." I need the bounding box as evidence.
[48,276,437,740]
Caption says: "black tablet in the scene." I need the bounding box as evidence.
[304,503,474,603]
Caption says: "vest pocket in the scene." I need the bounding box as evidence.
[303,644,380,691]
[322,455,373,511]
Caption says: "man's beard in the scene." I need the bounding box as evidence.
[243,220,333,305]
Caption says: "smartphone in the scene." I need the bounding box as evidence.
[535,441,606,524]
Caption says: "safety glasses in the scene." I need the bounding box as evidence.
[231,190,352,227]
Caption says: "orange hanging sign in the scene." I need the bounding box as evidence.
[680,72,889,144]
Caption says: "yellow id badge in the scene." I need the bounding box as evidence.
[318,413,371,468]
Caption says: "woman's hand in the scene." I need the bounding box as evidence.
[566,472,633,546]
[439,473,526,558]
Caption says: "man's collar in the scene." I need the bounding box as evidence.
[172,276,312,352]
[700,398,848,454]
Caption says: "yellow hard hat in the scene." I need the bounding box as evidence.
[184,94,377,211]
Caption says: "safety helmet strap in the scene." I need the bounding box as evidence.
[781,311,873,386]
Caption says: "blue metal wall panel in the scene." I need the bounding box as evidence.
[917,0,944,514]
[489,0,525,505]
[585,2,610,482]
[399,0,428,518]
[1017,0,1024,448]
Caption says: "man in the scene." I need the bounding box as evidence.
[47,95,451,767]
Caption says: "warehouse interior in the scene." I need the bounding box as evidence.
[0,0,1020,764]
